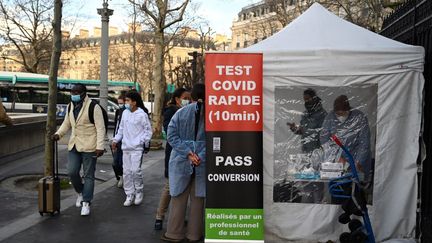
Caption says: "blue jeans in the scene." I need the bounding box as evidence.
[68,147,97,203]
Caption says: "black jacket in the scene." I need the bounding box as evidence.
[113,107,126,137]
[163,105,179,177]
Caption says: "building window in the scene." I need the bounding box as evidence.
[81,61,84,64]
[177,56,182,64]
[244,33,249,41]
[244,41,248,47]
[89,60,92,64]
[236,42,240,48]
[75,61,78,65]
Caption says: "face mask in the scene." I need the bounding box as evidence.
[181,99,190,107]
[71,94,81,102]
[336,115,348,123]
[118,104,125,109]
[125,103,132,111]
[305,101,316,111]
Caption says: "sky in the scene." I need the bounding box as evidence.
[64,0,261,37]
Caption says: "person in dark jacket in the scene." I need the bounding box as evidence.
[155,87,191,230]
[287,88,327,153]
[113,94,126,188]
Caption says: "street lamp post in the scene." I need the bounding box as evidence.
[97,0,113,111]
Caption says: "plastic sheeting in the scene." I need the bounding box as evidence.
[241,3,425,242]
[273,85,376,205]
[263,73,423,242]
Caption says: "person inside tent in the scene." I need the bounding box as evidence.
[287,88,327,153]
[320,95,371,181]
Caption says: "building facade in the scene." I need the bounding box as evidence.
[1,26,226,100]
[231,0,403,50]
[231,1,284,50]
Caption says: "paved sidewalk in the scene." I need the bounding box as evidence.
[0,140,117,230]
[0,144,168,243]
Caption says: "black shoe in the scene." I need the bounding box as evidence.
[186,237,204,243]
[160,233,183,242]
[154,219,163,230]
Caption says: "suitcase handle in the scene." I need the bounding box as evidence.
[53,140,59,179]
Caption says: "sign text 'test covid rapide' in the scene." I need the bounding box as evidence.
[205,53,263,132]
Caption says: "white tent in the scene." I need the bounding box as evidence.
[244,3,425,242]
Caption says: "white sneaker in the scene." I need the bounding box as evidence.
[134,193,143,205]
[81,202,90,216]
[75,193,83,207]
[123,195,134,207]
[117,176,123,188]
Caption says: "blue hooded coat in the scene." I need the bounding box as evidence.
[167,103,206,197]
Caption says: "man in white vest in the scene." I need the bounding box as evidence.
[53,84,105,216]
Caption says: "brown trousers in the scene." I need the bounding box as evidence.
[165,178,204,241]
[156,179,171,220]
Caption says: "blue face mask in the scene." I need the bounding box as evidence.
[181,99,190,107]
[71,94,81,102]
[125,103,131,111]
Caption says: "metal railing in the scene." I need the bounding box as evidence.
[381,0,432,242]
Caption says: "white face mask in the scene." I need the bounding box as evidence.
[336,115,348,123]
[181,99,190,107]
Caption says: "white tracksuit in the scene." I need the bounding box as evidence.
[113,108,152,196]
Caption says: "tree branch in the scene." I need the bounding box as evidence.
[163,0,189,30]
[135,0,159,23]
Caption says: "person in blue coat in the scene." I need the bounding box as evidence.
[320,95,372,181]
[161,83,205,243]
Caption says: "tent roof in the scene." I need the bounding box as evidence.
[243,3,424,76]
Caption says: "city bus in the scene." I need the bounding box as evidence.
[0,71,140,123]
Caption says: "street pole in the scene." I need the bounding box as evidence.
[97,0,113,111]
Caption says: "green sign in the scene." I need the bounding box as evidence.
[205,208,264,241]
[167,84,175,93]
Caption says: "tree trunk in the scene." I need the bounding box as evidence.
[152,29,166,138]
[44,0,62,176]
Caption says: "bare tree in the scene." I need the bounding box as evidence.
[45,0,62,176]
[131,3,139,85]
[128,0,190,137]
[263,0,317,27]
[264,0,401,32]
[108,39,154,95]
[0,0,55,73]
[328,0,401,31]
[172,60,192,88]
[196,25,215,81]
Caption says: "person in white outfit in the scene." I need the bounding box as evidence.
[112,90,152,207]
